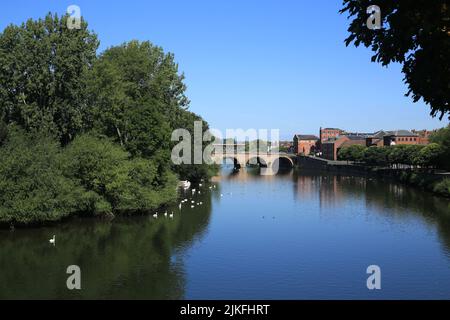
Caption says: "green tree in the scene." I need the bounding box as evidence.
[338,147,351,161]
[340,1,450,119]
[404,145,425,167]
[0,13,99,144]
[338,145,367,162]
[387,145,409,167]
[363,146,389,166]
[0,120,7,146]
[88,40,216,182]
[430,125,450,170]
[61,134,178,213]
[413,143,445,169]
[0,126,97,225]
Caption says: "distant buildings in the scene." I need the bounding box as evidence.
[293,126,434,160]
[293,134,319,155]
[366,130,419,147]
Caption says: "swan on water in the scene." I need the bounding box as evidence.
[49,235,56,245]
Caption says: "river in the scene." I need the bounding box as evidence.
[1,167,450,299]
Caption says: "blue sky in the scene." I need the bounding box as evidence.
[1,0,447,140]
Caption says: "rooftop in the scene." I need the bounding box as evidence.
[371,130,418,138]
[294,134,319,141]
[321,128,342,131]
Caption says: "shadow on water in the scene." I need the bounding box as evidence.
[0,187,213,299]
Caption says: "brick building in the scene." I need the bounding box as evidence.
[293,134,319,155]
[321,135,367,161]
[366,130,420,147]
[320,127,344,143]
[412,129,436,145]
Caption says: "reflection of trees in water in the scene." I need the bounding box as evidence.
[0,192,213,299]
[293,171,450,252]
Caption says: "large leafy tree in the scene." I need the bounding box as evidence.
[340,1,450,119]
[0,13,99,144]
[87,41,186,155]
[88,40,216,182]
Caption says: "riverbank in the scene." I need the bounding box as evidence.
[297,156,450,198]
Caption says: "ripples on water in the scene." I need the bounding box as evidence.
[1,167,450,299]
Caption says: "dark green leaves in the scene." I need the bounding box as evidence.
[341,0,449,119]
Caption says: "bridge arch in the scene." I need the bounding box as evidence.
[246,156,268,168]
[272,156,294,169]
[216,155,242,169]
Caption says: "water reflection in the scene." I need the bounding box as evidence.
[1,168,450,299]
[0,188,213,299]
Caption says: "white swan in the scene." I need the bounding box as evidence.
[164,211,168,217]
[153,213,158,218]
[169,212,174,219]
[49,235,56,245]
[180,180,191,189]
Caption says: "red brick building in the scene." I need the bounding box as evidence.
[320,127,344,143]
[293,134,319,155]
[412,129,436,145]
[366,130,420,147]
[321,135,367,160]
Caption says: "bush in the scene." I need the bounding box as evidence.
[433,179,450,197]
[0,127,97,225]
[61,134,178,213]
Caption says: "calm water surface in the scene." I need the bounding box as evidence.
[1,168,450,299]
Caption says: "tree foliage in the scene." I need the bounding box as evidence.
[0,13,99,144]
[429,125,450,170]
[338,143,447,169]
[338,144,366,162]
[0,127,97,225]
[0,14,216,225]
[340,1,450,119]
[61,134,178,213]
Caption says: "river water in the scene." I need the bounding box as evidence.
[1,167,450,299]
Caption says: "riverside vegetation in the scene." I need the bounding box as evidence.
[337,126,450,197]
[0,14,217,226]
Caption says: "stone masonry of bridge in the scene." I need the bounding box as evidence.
[210,152,296,169]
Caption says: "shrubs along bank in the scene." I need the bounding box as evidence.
[0,14,217,226]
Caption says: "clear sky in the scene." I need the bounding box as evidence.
[1,0,447,140]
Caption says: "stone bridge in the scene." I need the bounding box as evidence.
[210,152,296,170]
